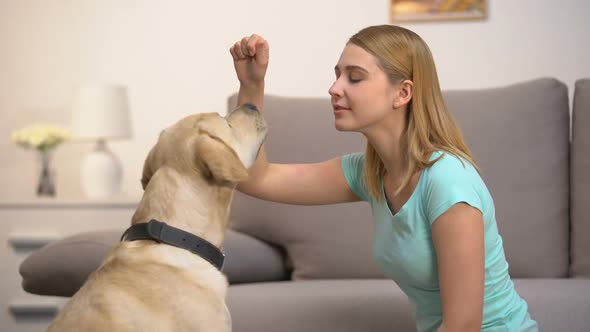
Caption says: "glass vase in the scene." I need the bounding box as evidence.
[37,149,56,197]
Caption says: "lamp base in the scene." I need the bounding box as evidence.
[81,140,123,199]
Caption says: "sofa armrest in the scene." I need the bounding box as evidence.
[20,228,288,297]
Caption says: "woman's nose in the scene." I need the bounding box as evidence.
[328,80,342,98]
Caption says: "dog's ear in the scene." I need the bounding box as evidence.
[141,147,156,190]
[194,134,249,183]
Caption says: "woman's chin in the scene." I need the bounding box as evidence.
[334,121,356,132]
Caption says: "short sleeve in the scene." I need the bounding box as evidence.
[340,153,370,202]
[424,154,484,225]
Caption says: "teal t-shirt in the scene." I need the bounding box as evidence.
[341,151,538,332]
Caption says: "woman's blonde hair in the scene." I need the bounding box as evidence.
[349,25,479,200]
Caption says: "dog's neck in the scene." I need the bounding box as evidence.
[131,166,235,248]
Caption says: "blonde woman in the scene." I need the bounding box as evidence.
[229,25,538,332]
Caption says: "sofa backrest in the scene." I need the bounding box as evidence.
[228,77,571,280]
[571,78,590,278]
[444,78,570,278]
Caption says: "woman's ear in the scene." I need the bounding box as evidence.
[394,79,414,108]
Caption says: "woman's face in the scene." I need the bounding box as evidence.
[329,43,398,133]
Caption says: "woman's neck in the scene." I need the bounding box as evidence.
[362,114,408,178]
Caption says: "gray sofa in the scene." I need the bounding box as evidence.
[20,78,590,331]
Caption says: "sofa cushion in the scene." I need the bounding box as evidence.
[20,229,287,297]
[227,280,416,332]
[20,229,118,296]
[513,279,590,332]
[226,279,590,332]
[571,78,590,277]
[229,78,570,280]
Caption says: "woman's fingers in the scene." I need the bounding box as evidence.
[230,33,269,83]
[240,36,251,56]
[232,34,268,59]
[231,35,266,59]
[232,41,246,59]
[251,36,269,65]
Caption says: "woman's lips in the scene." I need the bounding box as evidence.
[333,106,350,115]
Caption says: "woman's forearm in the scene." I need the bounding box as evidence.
[236,82,265,110]
[230,34,270,197]
[235,82,270,196]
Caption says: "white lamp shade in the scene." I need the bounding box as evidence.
[71,85,132,140]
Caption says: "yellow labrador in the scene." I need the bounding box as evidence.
[47,104,267,332]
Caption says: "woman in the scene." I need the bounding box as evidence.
[229,25,538,332]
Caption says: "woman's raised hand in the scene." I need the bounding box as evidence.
[230,34,269,88]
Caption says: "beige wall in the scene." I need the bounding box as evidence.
[1,0,589,199]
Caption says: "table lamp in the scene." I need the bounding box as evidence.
[71,84,132,199]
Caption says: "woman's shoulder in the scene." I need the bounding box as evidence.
[343,152,365,162]
[423,150,483,189]
[340,152,371,201]
[421,151,492,222]
[427,150,478,176]
[341,152,366,173]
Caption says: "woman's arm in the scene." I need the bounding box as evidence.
[229,35,359,205]
[240,157,361,205]
[230,34,268,109]
[432,203,485,332]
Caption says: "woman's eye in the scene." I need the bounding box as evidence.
[349,77,362,83]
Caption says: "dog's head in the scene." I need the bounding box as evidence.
[141,103,267,190]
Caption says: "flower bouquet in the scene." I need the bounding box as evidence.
[11,124,72,196]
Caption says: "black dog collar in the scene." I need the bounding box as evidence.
[121,219,225,271]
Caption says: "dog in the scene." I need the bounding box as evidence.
[47,103,267,332]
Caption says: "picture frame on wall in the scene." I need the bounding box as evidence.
[390,0,487,23]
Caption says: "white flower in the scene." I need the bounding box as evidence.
[11,124,72,151]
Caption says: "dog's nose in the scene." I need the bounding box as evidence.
[241,103,259,112]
